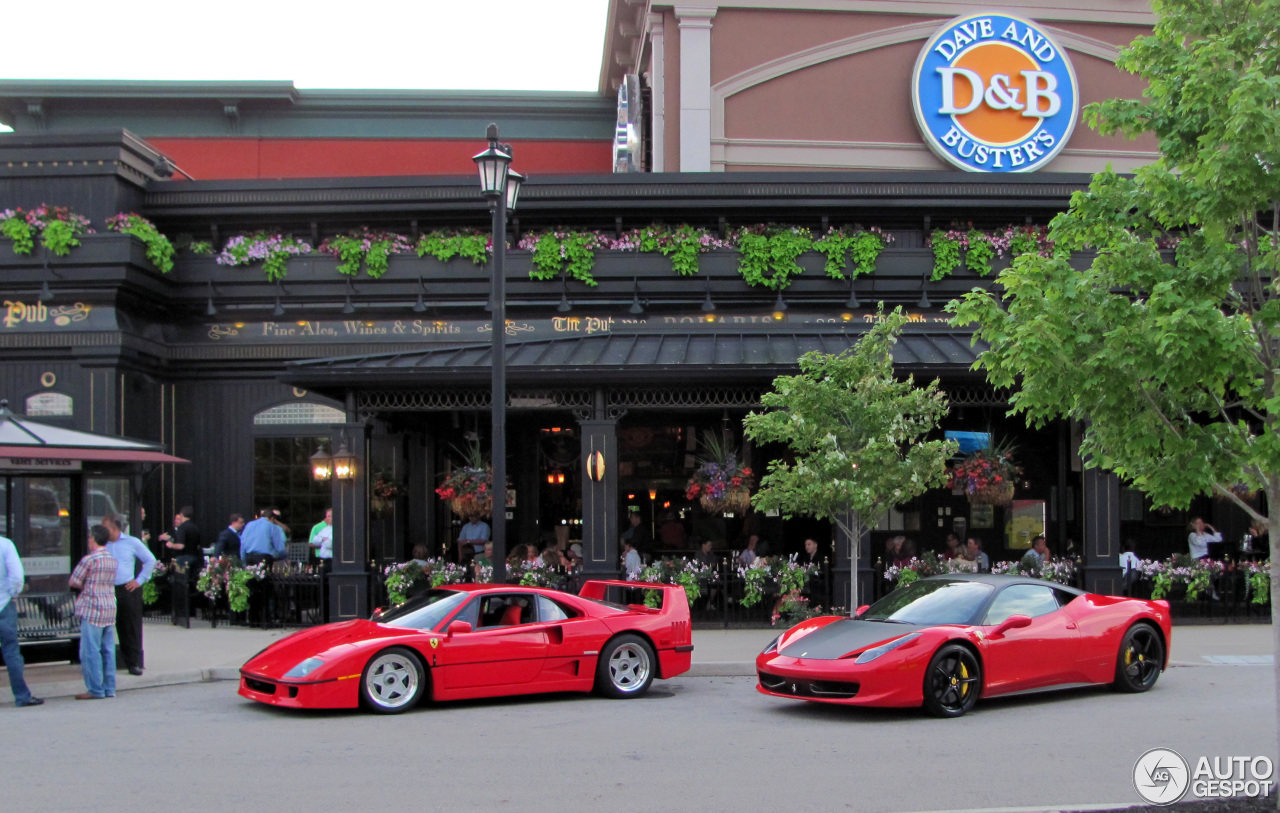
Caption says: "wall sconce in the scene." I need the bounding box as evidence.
[332,437,357,480]
[586,450,606,482]
[310,447,333,481]
[546,471,566,485]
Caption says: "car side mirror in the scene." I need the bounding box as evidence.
[992,614,1032,638]
[854,605,870,618]
[447,620,472,637]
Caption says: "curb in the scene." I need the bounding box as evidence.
[687,662,755,677]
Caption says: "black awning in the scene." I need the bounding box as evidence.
[282,329,985,389]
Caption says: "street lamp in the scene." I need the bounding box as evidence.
[474,124,523,585]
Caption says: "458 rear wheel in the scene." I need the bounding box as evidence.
[1113,623,1163,693]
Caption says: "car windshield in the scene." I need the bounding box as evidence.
[861,579,994,626]
[375,589,469,631]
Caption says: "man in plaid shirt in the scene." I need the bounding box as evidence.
[70,525,118,700]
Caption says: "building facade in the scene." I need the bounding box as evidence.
[0,1,1247,621]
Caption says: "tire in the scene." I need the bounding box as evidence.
[922,643,982,718]
[360,647,426,714]
[595,634,656,698]
[1113,623,1163,693]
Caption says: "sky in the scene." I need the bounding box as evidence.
[0,0,610,91]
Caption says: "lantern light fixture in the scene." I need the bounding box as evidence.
[332,437,357,481]
[310,447,332,481]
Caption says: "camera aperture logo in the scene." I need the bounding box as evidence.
[1134,748,1275,805]
[1134,748,1190,805]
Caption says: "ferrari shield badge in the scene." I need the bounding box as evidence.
[430,638,440,649]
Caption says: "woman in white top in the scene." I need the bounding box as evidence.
[1187,517,1221,560]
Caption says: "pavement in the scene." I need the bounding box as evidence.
[1,618,1272,701]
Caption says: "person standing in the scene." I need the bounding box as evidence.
[70,525,118,700]
[240,507,287,567]
[212,513,246,559]
[458,515,490,560]
[309,508,333,565]
[103,513,155,676]
[160,506,203,579]
[0,533,42,707]
[622,539,642,579]
[620,512,652,561]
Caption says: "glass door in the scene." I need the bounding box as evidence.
[22,477,74,593]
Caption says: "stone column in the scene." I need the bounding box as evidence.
[675,6,715,172]
[647,11,667,172]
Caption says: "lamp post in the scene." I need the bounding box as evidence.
[474,124,523,585]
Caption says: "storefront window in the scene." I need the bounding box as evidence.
[24,477,72,593]
[86,478,131,534]
[253,436,331,542]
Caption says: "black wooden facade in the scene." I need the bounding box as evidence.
[1,130,1248,620]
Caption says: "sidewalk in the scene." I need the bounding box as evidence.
[1,620,1270,701]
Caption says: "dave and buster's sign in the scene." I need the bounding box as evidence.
[912,14,1078,172]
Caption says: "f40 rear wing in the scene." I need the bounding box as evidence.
[579,580,689,615]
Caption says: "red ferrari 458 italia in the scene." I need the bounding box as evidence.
[240,580,693,714]
[757,573,1171,717]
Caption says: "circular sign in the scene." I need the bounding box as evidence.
[1133,748,1191,806]
[912,13,1078,172]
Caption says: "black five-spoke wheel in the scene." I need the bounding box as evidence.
[923,643,982,718]
[1114,623,1163,693]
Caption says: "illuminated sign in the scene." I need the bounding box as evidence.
[912,14,1077,172]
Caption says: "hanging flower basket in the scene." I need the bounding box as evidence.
[700,488,752,515]
[967,482,1015,507]
[435,443,493,518]
[686,433,754,516]
[947,438,1021,508]
[449,494,492,517]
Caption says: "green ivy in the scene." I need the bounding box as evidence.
[41,220,81,256]
[416,230,490,265]
[107,213,176,273]
[930,230,962,281]
[813,227,889,280]
[632,224,722,276]
[328,236,367,277]
[964,229,996,276]
[1008,229,1040,257]
[528,231,603,286]
[0,215,34,254]
[735,226,812,290]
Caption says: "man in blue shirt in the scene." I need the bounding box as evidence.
[103,513,156,676]
[458,515,490,559]
[240,507,287,566]
[0,535,43,707]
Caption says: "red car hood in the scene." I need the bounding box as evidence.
[243,619,422,678]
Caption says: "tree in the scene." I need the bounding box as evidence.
[949,0,1280,772]
[742,307,957,608]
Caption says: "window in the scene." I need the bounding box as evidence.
[537,595,571,622]
[252,436,331,542]
[253,402,344,426]
[25,392,72,417]
[983,584,1061,625]
[477,594,532,627]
